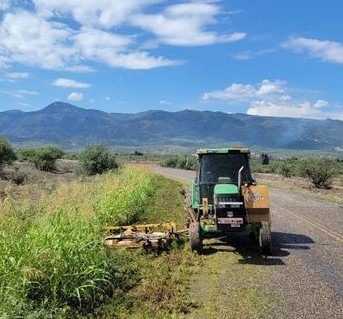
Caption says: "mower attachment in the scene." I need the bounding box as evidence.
[104,222,187,251]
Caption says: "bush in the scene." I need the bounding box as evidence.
[33,147,65,171]
[78,144,118,176]
[17,147,64,172]
[303,158,337,189]
[10,168,27,185]
[279,163,292,178]
[0,137,16,171]
[16,148,37,162]
[63,152,80,160]
[161,155,197,170]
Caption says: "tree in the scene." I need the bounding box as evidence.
[78,144,118,176]
[0,137,16,172]
[32,147,64,171]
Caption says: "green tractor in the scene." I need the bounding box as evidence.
[188,147,272,255]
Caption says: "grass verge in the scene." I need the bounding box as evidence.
[0,167,196,318]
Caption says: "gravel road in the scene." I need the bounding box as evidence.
[153,167,343,319]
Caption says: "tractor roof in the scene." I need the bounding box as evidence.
[196,147,250,155]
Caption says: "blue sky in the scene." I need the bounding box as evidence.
[0,0,343,120]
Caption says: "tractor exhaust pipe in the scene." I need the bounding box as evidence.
[238,166,244,189]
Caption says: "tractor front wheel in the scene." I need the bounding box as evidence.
[189,222,202,253]
[259,221,272,256]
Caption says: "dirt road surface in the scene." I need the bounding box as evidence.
[153,167,343,319]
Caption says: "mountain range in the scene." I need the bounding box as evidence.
[0,102,342,151]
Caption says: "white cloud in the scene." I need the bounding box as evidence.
[52,78,91,88]
[3,72,30,81]
[0,9,180,70]
[0,11,76,69]
[5,89,39,98]
[0,0,10,10]
[233,51,252,60]
[97,51,181,69]
[68,92,84,101]
[203,83,254,101]
[247,100,328,120]
[313,99,328,109]
[16,89,39,95]
[282,37,343,64]
[63,65,96,73]
[233,48,277,61]
[0,1,243,71]
[33,0,161,28]
[33,0,242,48]
[159,100,173,106]
[131,3,246,46]
[281,95,291,101]
[73,27,179,69]
[202,79,343,120]
[202,80,286,101]
[74,28,132,53]
[257,79,284,96]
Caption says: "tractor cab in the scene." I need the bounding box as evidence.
[189,147,272,255]
[197,148,254,204]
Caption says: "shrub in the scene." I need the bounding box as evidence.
[303,158,337,189]
[10,168,27,185]
[17,147,64,172]
[0,137,16,171]
[279,163,292,178]
[63,152,80,160]
[16,148,37,162]
[78,144,118,176]
[33,147,65,171]
[161,155,197,171]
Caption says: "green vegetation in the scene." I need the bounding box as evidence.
[251,156,342,189]
[17,146,65,171]
[160,154,198,171]
[0,137,17,172]
[78,144,118,176]
[302,158,338,189]
[98,168,183,226]
[8,167,28,185]
[0,167,195,318]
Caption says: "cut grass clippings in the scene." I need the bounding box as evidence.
[188,249,272,319]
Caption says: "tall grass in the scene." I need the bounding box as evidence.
[0,167,190,318]
[0,176,115,317]
[97,168,157,225]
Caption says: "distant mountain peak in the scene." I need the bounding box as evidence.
[43,102,81,112]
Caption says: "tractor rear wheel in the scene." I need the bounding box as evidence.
[259,221,272,256]
[189,222,202,253]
